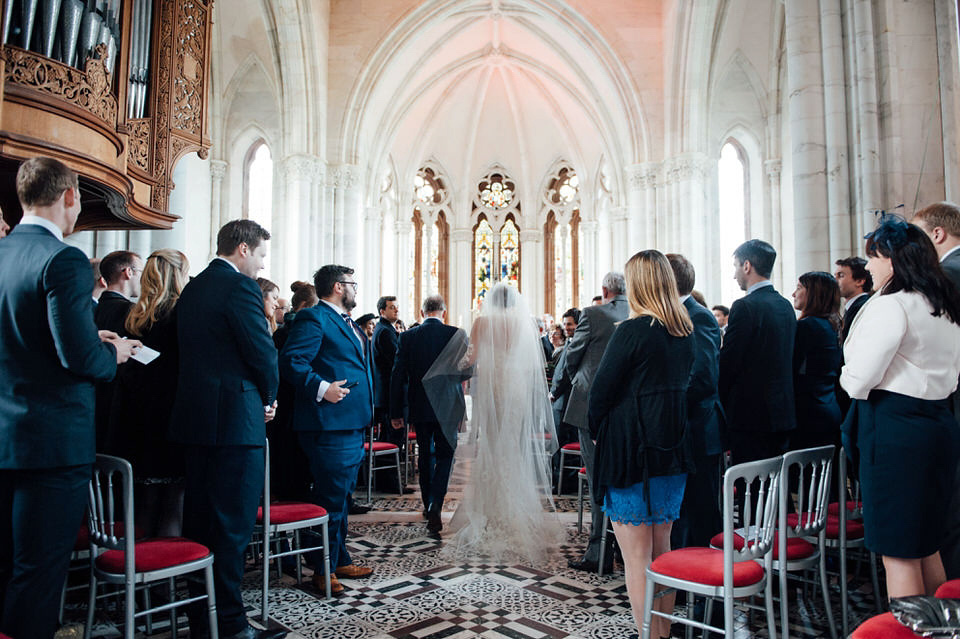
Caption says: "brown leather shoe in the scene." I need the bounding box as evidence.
[312,572,344,596]
[335,563,373,579]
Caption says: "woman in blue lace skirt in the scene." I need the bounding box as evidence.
[588,250,695,639]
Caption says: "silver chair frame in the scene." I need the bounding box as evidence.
[556,443,583,495]
[364,424,404,503]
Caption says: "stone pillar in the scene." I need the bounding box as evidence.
[364,206,383,299]
[850,0,883,241]
[209,160,227,261]
[519,228,543,315]
[396,220,414,324]
[820,0,852,261]
[626,164,645,253]
[784,0,830,274]
[765,159,785,287]
[280,154,318,290]
[450,228,473,328]
[610,207,629,270]
[579,220,598,308]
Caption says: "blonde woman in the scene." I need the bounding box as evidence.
[107,249,190,537]
[588,249,695,639]
[258,277,280,333]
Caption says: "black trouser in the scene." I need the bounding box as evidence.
[0,464,90,639]
[728,430,790,527]
[415,421,455,514]
[183,445,263,636]
[672,452,721,549]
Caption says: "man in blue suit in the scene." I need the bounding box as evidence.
[389,295,468,534]
[667,254,724,549]
[0,157,138,638]
[170,220,283,639]
[280,264,374,596]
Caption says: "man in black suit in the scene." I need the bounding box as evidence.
[667,254,723,549]
[0,157,138,639]
[834,256,872,345]
[94,249,142,334]
[719,239,796,468]
[169,220,283,639]
[372,295,409,493]
[390,295,467,534]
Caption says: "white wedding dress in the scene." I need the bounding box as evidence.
[428,283,565,564]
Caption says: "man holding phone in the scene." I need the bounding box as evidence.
[279,264,374,596]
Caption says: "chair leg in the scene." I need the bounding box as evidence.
[724,593,735,639]
[84,572,97,639]
[144,586,153,634]
[598,514,608,576]
[779,563,789,639]
[870,551,883,612]
[704,597,713,639]
[395,451,403,495]
[125,577,135,639]
[169,577,179,639]
[556,451,563,495]
[839,544,848,638]
[261,530,269,623]
[641,572,656,639]
[765,575,778,639]
[576,478,584,534]
[819,549,838,639]
[294,530,303,584]
[366,441,374,505]
[322,521,332,601]
[205,563,220,639]
[685,598,694,639]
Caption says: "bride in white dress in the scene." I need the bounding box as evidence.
[426,283,565,563]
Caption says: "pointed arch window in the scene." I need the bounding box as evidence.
[542,166,581,318]
[718,142,747,305]
[499,217,520,287]
[243,140,273,273]
[472,168,522,310]
[412,166,450,312]
[474,216,494,306]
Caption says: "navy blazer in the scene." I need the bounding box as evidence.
[169,259,278,446]
[718,285,797,433]
[372,317,398,409]
[279,302,373,432]
[684,296,725,456]
[94,291,132,336]
[389,318,463,424]
[0,224,117,468]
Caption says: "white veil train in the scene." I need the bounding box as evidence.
[428,282,564,563]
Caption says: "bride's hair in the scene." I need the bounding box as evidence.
[488,282,517,309]
[624,249,693,337]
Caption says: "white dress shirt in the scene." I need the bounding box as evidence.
[18,215,63,241]
[315,299,362,402]
[841,290,960,400]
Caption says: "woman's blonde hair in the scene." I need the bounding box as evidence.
[624,249,693,337]
[125,249,189,336]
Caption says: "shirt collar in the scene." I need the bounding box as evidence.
[941,245,960,262]
[679,294,691,304]
[321,299,347,316]
[214,256,239,273]
[423,316,442,323]
[845,292,868,311]
[18,215,63,241]
[746,279,774,295]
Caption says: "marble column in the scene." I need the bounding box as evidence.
[450,228,473,328]
[765,159,784,287]
[849,0,883,241]
[935,0,960,201]
[364,205,383,299]
[610,207,629,270]
[280,154,318,290]
[579,220,598,308]
[209,159,227,262]
[625,164,646,253]
[784,0,830,274]
[820,0,852,262]
[519,228,543,315]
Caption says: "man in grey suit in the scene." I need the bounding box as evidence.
[913,202,960,578]
[563,272,629,572]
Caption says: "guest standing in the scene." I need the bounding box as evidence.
[589,250,695,639]
[841,214,960,598]
[790,271,843,450]
[834,257,872,345]
[94,249,141,335]
[372,296,407,493]
[108,249,190,537]
[258,277,280,333]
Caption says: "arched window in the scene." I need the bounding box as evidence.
[412,165,450,312]
[243,140,273,274]
[718,142,747,304]
[472,168,522,310]
[542,166,581,318]
[499,217,520,287]
[474,216,494,306]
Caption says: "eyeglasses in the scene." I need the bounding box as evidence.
[338,281,358,291]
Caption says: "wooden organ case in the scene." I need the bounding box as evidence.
[0,0,213,230]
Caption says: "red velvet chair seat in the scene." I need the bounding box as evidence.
[407,431,417,440]
[851,612,922,638]
[650,547,765,587]
[709,532,815,561]
[579,466,587,475]
[257,502,327,525]
[827,501,863,516]
[786,513,865,539]
[95,538,210,574]
[561,442,581,451]
[364,441,398,452]
[935,578,960,598]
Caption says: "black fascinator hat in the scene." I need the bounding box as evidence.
[865,212,910,258]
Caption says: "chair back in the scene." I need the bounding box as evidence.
[722,455,782,569]
[781,445,834,539]
[835,447,862,519]
[88,454,136,582]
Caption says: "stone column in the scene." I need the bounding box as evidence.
[765,159,784,287]
[820,0,852,261]
[364,206,383,299]
[280,154,317,290]
[396,220,414,324]
[610,207,629,270]
[579,220,598,307]
[450,228,473,328]
[209,159,227,261]
[849,0,883,240]
[519,228,543,315]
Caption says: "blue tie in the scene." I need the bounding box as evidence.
[342,313,364,343]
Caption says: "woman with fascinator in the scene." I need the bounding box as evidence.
[426,282,564,563]
[840,213,960,598]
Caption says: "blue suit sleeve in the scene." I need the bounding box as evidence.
[44,247,117,381]
[225,276,279,404]
[280,310,326,401]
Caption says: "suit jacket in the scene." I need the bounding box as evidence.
[389,318,466,430]
[718,285,797,433]
[794,316,842,433]
[279,302,373,432]
[0,225,117,469]
[169,259,278,446]
[684,296,725,456]
[94,291,133,336]
[372,317,399,409]
[840,294,869,345]
[943,250,960,290]
[562,295,630,429]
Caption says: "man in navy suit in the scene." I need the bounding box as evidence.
[372,295,409,493]
[834,256,872,345]
[390,295,467,534]
[667,254,723,549]
[170,220,283,639]
[280,264,374,596]
[0,157,138,639]
[719,239,796,469]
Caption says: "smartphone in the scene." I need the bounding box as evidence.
[343,381,359,389]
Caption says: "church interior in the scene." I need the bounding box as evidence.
[2,0,958,637]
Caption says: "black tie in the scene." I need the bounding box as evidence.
[342,313,365,343]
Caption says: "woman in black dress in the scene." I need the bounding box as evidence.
[107,249,189,537]
[589,250,695,639]
[790,271,842,450]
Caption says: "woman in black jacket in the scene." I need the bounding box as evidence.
[589,249,695,639]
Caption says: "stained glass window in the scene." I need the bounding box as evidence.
[480,180,513,209]
[246,142,273,275]
[414,174,435,204]
[424,218,440,295]
[500,218,520,288]
[474,218,494,306]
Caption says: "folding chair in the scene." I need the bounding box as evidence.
[363,424,403,502]
[84,454,217,639]
[576,466,588,534]
[556,442,583,494]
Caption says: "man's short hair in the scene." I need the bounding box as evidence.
[665,253,695,296]
[912,202,960,238]
[591,295,602,303]
[377,295,397,314]
[562,307,581,324]
[16,157,78,208]
[835,256,873,292]
[313,265,354,298]
[90,258,103,286]
[216,219,270,256]
[99,250,139,285]
[422,294,446,314]
[601,271,625,294]
[711,304,729,316]
[733,239,777,278]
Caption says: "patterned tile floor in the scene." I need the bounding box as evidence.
[64,460,884,638]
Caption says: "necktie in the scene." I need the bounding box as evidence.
[342,313,365,344]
